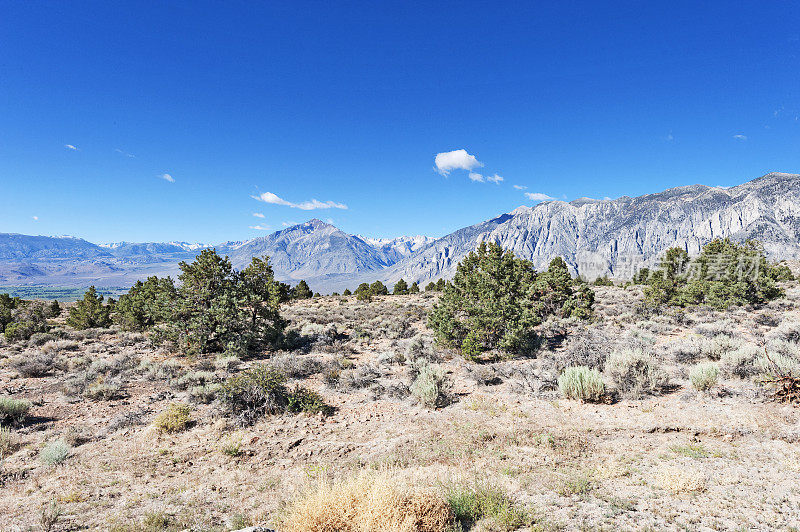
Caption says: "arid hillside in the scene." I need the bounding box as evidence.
[1,285,800,531]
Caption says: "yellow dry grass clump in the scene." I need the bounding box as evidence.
[282,473,455,532]
[655,465,707,493]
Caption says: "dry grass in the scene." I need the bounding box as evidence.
[655,465,708,493]
[282,473,455,532]
[3,289,800,529]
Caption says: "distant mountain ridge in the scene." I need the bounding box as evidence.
[1,172,799,291]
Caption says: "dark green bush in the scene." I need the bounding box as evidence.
[157,251,286,357]
[293,280,313,300]
[67,287,112,330]
[218,365,330,425]
[428,243,593,359]
[3,301,50,342]
[370,280,389,296]
[114,276,176,331]
[392,278,409,295]
[644,239,785,309]
[592,276,614,286]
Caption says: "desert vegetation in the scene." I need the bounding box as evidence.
[1,242,799,530]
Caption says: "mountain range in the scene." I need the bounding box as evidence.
[2,172,799,292]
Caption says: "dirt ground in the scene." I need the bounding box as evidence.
[1,285,800,531]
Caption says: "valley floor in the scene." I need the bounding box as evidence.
[1,287,800,530]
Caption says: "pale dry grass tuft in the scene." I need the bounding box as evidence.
[282,473,455,532]
[655,465,707,493]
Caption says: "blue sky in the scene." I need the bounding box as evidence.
[1,1,799,244]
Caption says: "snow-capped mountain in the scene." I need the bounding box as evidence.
[2,172,799,291]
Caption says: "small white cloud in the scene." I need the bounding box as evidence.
[64,144,78,151]
[434,149,483,176]
[251,192,347,210]
[159,173,175,183]
[513,185,527,190]
[249,224,271,231]
[115,148,136,158]
[282,221,298,227]
[468,172,503,184]
[733,134,747,140]
[666,133,674,141]
[524,192,554,202]
[32,216,39,221]
[252,212,265,218]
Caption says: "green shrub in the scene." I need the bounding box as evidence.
[720,345,760,378]
[756,351,799,377]
[287,386,331,415]
[0,397,31,424]
[153,403,192,433]
[188,383,221,404]
[84,379,121,401]
[645,239,784,309]
[558,366,605,402]
[114,276,176,331]
[0,426,16,458]
[354,283,372,302]
[447,484,531,531]
[768,263,795,282]
[428,243,593,359]
[0,293,21,334]
[393,278,409,295]
[67,287,112,329]
[293,280,313,299]
[157,251,286,357]
[3,301,50,342]
[592,276,614,286]
[409,363,450,408]
[40,439,71,465]
[604,349,669,398]
[689,363,719,391]
[218,365,330,425]
[370,280,389,296]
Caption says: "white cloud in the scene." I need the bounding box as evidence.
[666,133,674,141]
[115,148,136,158]
[524,192,554,202]
[32,216,39,221]
[468,172,502,184]
[513,185,527,190]
[733,134,747,140]
[282,221,297,227]
[159,173,175,183]
[249,224,271,231]
[434,149,483,176]
[252,212,265,218]
[64,144,78,151]
[251,192,347,210]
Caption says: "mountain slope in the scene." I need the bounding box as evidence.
[0,234,112,260]
[1,172,799,291]
[221,219,395,279]
[358,172,800,289]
